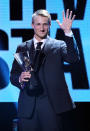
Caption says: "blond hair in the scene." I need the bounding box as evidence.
[32,9,51,24]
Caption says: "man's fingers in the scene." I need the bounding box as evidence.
[67,9,76,21]
[22,71,30,75]
[22,74,31,78]
[21,75,30,82]
[69,11,72,19]
[22,72,31,77]
[23,78,30,82]
[20,72,31,82]
[62,10,65,20]
[66,9,69,19]
[56,19,61,27]
[72,14,76,21]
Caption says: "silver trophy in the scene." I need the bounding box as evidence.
[14,51,32,71]
[14,51,42,95]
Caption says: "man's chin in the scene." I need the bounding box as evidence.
[35,34,47,40]
[39,34,47,39]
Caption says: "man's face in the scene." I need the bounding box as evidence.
[32,15,50,41]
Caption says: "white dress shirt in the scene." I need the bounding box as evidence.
[33,31,73,49]
[33,37,47,50]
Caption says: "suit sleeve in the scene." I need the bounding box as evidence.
[10,45,24,89]
[60,36,80,63]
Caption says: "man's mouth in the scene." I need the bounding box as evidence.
[41,31,46,33]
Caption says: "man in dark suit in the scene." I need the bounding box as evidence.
[10,9,79,131]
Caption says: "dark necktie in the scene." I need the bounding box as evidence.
[36,42,42,50]
[25,42,43,95]
[33,42,43,71]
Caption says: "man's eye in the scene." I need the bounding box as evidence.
[44,23,48,26]
[36,23,40,25]
[35,23,48,26]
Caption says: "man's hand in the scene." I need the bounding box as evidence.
[19,71,31,83]
[56,9,75,33]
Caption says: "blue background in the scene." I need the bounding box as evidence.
[0,0,90,102]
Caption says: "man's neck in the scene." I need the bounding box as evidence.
[34,35,47,42]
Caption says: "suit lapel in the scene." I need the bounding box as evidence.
[43,36,51,54]
[26,39,35,66]
[41,36,52,65]
[26,39,34,52]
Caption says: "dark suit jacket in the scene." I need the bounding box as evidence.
[10,36,79,118]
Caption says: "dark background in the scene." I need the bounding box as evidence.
[0,102,90,131]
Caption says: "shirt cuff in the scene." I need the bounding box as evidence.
[65,31,73,37]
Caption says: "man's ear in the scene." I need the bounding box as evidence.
[49,22,51,27]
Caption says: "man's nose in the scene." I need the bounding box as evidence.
[40,24,44,30]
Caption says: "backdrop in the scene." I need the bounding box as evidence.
[0,0,90,102]
[0,0,90,131]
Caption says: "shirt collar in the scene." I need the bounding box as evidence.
[33,36,47,49]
